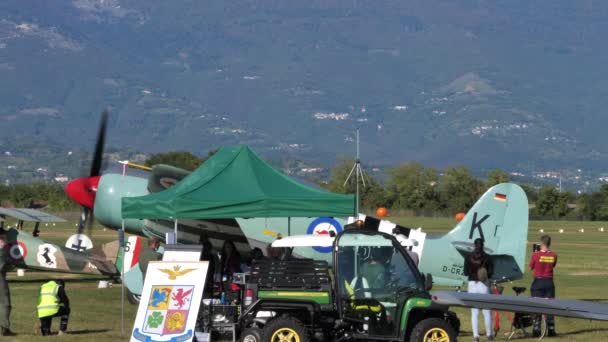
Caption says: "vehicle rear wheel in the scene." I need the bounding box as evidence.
[126,288,141,304]
[240,327,262,342]
[262,316,310,342]
[409,317,456,342]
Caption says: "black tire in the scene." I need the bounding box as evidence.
[446,311,461,336]
[126,288,141,305]
[538,315,548,339]
[262,316,311,342]
[409,317,457,342]
[240,327,263,342]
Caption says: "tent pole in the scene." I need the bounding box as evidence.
[288,217,291,236]
[174,219,178,242]
[356,130,360,215]
[120,220,125,335]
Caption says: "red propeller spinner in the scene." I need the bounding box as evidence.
[65,176,100,209]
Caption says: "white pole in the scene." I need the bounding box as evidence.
[355,130,360,215]
[174,219,178,242]
[120,221,125,335]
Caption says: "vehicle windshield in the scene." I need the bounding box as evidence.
[337,232,420,292]
[336,231,422,336]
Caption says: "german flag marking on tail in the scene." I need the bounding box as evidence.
[494,193,507,201]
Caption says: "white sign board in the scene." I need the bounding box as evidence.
[130,261,209,342]
[162,246,202,262]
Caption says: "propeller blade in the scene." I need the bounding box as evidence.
[86,208,95,237]
[90,110,108,177]
[77,207,89,235]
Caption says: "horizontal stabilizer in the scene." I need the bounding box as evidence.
[452,241,494,254]
[432,291,608,321]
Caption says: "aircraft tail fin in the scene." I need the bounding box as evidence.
[446,183,529,281]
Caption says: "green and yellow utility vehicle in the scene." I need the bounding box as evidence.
[237,224,460,342]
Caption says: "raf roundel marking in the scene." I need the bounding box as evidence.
[307,217,342,253]
[9,241,27,260]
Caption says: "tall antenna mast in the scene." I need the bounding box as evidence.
[344,130,366,214]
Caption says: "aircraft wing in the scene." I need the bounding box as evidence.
[0,208,66,222]
[431,291,608,321]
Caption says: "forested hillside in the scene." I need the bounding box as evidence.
[1,1,608,174]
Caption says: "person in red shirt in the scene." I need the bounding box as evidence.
[529,235,557,337]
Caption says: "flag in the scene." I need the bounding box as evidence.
[494,193,507,201]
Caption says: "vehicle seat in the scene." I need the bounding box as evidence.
[344,280,384,314]
[512,286,526,295]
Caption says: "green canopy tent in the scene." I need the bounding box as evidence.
[121,145,355,238]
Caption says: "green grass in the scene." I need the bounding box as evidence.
[3,216,608,341]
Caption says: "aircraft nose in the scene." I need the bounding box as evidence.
[65,176,101,209]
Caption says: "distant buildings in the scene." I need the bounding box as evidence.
[313,112,350,120]
[54,175,69,183]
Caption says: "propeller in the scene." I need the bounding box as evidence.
[70,110,109,237]
[90,110,108,178]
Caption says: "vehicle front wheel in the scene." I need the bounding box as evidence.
[409,317,457,342]
[240,327,262,342]
[446,311,460,336]
[262,316,311,342]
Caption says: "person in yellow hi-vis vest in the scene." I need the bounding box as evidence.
[37,280,70,336]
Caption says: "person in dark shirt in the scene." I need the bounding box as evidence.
[529,235,558,337]
[0,232,14,336]
[360,248,389,289]
[463,238,494,342]
[220,241,242,295]
[138,237,162,276]
[199,235,216,297]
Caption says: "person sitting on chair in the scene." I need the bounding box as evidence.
[360,248,389,289]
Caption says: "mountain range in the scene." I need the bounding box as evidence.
[1,0,608,178]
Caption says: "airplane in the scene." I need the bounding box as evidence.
[0,207,121,276]
[63,114,529,304]
[257,182,528,287]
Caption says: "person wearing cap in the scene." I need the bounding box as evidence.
[37,279,70,336]
[529,235,558,337]
[463,238,494,342]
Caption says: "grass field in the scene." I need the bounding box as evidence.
[2,216,608,341]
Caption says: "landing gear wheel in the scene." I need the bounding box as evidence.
[536,315,548,340]
[409,317,456,342]
[240,327,262,342]
[126,288,141,304]
[262,316,311,342]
